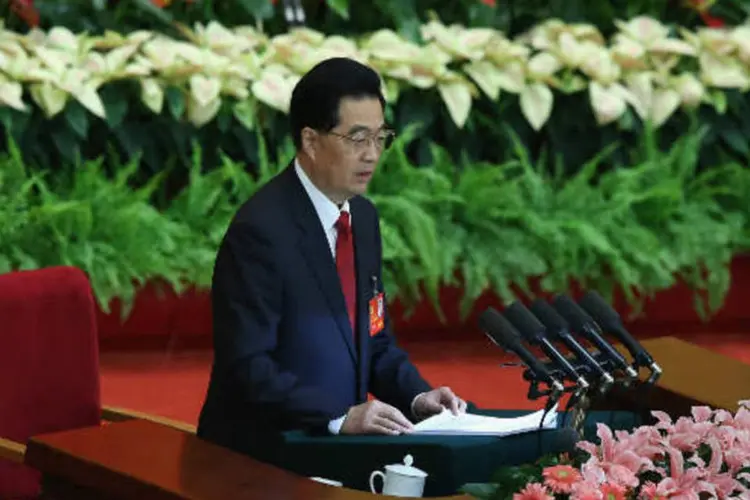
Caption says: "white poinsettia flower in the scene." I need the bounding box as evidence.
[30,82,68,117]
[188,96,222,127]
[520,82,554,131]
[494,61,526,94]
[288,27,326,46]
[695,27,736,56]
[190,74,221,108]
[579,44,621,84]
[553,32,587,67]
[422,20,492,60]
[233,26,267,50]
[610,36,648,70]
[222,77,250,100]
[46,26,80,53]
[615,16,670,46]
[251,64,297,113]
[0,77,26,111]
[361,30,421,65]
[33,46,75,75]
[589,81,629,125]
[485,35,530,66]
[140,38,181,70]
[625,72,654,119]
[319,35,359,58]
[613,16,695,60]
[438,74,475,128]
[649,38,696,56]
[527,52,562,80]
[518,18,567,51]
[700,53,749,89]
[463,60,506,100]
[195,21,237,50]
[731,26,750,63]
[650,88,681,126]
[404,44,451,89]
[140,78,164,114]
[568,23,606,45]
[673,73,705,108]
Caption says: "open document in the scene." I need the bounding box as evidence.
[412,405,558,436]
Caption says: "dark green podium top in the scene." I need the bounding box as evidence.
[278,410,639,497]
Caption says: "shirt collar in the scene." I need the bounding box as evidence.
[294,159,350,231]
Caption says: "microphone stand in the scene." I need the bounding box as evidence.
[559,352,662,434]
[523,372,569,459]
[524,353,639,441]
[591,351,662,427]
[633,360,662,426]
[526,367,590,442]
[517,349,663,456]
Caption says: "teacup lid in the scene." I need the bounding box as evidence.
[384,454,427,478]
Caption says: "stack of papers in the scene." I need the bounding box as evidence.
[412,405,558,436]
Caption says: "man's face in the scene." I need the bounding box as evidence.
[304,96,390,204]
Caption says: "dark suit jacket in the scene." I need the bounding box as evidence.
[197,164,431,463]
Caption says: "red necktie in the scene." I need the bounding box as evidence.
[335,211,357,335]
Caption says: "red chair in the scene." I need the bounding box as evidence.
[0,267,194,498]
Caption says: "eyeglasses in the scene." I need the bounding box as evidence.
[325,129,396,152]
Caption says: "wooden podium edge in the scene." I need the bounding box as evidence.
[25,419,472,499]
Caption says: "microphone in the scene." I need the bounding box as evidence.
[503,302,590,390]
[579,291,662,375]
[530,299,615,386]
[552,295,639,379]
[478,308,565,393]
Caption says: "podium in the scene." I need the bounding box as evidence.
[276,410,635,496]
[22,336,749,498]
[26,412,636,498]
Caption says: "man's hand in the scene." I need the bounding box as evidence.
[413,386,467,419]
[340,400,414,435]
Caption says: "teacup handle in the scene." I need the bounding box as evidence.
[369,470,385,494]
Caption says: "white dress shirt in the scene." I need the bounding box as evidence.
[294,161,425,434]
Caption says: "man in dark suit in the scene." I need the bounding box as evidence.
[197,57,466,464]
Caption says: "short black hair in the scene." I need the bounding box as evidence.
[289,57,386,150]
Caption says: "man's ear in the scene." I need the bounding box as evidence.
[300,127,318,161]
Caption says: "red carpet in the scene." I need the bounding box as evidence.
[99,332,750,425]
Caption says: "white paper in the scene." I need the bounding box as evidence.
[412,405,558,436]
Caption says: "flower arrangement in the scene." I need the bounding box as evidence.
[0,14,749,132]
[482,401,750,499]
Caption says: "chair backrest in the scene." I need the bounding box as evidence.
[0,266,101,498]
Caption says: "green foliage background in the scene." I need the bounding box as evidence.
[1,123,748,319]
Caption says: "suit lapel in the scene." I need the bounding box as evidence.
[284,166,357,363]
[351,199,374,402]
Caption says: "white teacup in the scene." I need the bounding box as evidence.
[369,454,427,498]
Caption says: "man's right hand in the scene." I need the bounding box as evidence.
[340,400,414,435]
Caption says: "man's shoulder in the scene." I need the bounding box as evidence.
[350,195,378,221]
[232,168,294,226]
